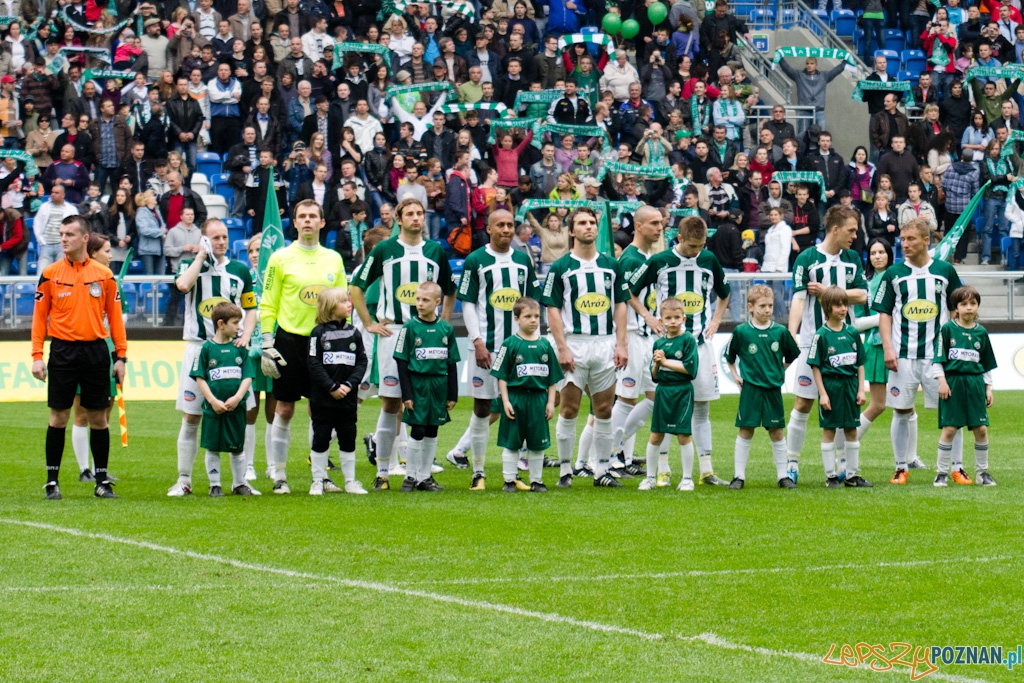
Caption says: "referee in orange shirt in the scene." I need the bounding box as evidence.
[32,215,127,500]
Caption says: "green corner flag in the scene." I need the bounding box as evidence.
[255,166,285,297]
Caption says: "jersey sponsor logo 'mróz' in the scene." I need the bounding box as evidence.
[574,292,611,315]
[396,283,419,304]
[489,287,521,311]
[199,297,230,318]
[299,284,326,305]
[901,300,938,322]
[675,291,704,314]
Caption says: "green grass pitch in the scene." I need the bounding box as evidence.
[1,394,1022,682]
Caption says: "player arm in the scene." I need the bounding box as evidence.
[30,276,52,362]
[463,300,482,342]
[234,377,253,403]
[788,291,807,338]
[441,293,456,323]
[548,305,568,352]
[659,358,689,375]
[614,301,627,349]
[349,283,377,329]
[237,307,256,348]
[260,257,283,337]
[628,293,659,330]
[395,358,414,403]
[175,255,206,293]
[846,287,867,305]
[878,312,894,356]
[194,376,220,409]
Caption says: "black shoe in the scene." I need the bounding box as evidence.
[502,480,519,492]
[632,457,647,466]
[44,481,62,500]
[416,477,444,492]
[844,475,874,488]
[327,459,341,471]
[594,473,623,487]
[543,456,560,468]
[728,477,744,490]
[400,476,417,492]
[79,469,95,483]
[372,476,389,491]
[609,466,633,479]
[94,481,118,498]
[778,477,797,489]
[209,485,224,497]
[624,462,647,477]
[105,473,120,482]
[530,481,548,492]
[978,471,997,486]
[556,473,573,488]
[232,484,254,496]
[825,476,842,489]
[573,465,594,478]
[364,433,377,466]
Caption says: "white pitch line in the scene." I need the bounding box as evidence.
[401,555,1018,587]
[0,518,993,683]
[0,584,244,593]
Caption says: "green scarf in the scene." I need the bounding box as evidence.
[557,33,616,55]
[0,150,39,177]
[964,64,1024,83]
[930,40,949,68]
[851,80,916,107]
[59,8,133,34]
[513,89,564,111]
[515,199,593,223]
[597,161,674,182]
[690,96,709,133]
[1000,130,1024,158]
[487,118,532,144]
[986,157,1010,192]
[771,46,857,68]
[771,171,827,202]
[385,81,455,101]
[59,46,112,64]
[333,42,392,72]
[531,122,611,154]
[83,69,135,83]
[440,102,510,117]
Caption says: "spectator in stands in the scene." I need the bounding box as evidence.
[207,61,243,155]
[347,99,384,156]
[700,0,751,50]
[775,138,802,172]
[546,0,586,35]
[278,37,314,87]
[863,55,893,120]
[865,192,898,248]
[980,139,1015,265]
[293,161,336,230]
[703,167,738,228]
[875,135,920,205]
[790,184,820,260]
[600,50,640,104]
[445,160,471,242]
[961,110,994,166]
[549,79,593,125]
[971,76,1022,127]
[20,57,58,119]
[529,142,563,196]
[860,0,887,61]
[141,17,170,80]
[847,146,877,215]
[162,205,200,325]
[247,149,286,231]
[777,55,845,131]
[762,105,798,150]
[34,185,79,270]
[897,182,939,232]
[808,131,848,210]
[26,114,57,171]
[134,190,166,276]
[41,145,91,205]
[118,141,156,196]
[0,205,27,276]
[869,93,910,160]
[103,187,136,275]
[167,76,205,173]
[159,170,209,230]
[921,19,957,99]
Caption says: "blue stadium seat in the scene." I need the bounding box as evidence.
[129,259,144,274]
[228,226,246,245]
[0,283,6,314]
[831,9,856,37]
[221,153,231,164]
[281,218,291,234]
[232,239,249,260]
[27,261,37,275]
[897,70,915,82]
[901,49,927,76]
[749,8,774,28]
[210,172,231,190]
[875,49,900,76]
[884,29,905,54]
[449,258,465,275]
[780,7,796,27]
[812,8,828,23]
[120,282,138,315]
[139,282,171,315]
[325,230,338,250]
[1001,237,1022,269]
[197,152,222,179]
[852,27,865,52]
[14,282,35,317]
[214,182,234,210]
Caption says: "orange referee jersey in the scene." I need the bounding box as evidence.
[31,256,128,362]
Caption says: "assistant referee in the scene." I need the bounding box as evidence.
[32,215,127,500]
[260,198,346,494]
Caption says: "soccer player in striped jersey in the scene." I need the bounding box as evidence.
[872,217,963,484]
[542,206,630,488]
[450,210,540,490]
[259,199,347,494]
[168,218,258,497]
[628,216,731,486]
[783,205,868,483]
[350,197,457,491]
[612,206,664,484]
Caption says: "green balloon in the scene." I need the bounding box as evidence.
[621,18,640,39]
[602,12,622,34]
[647,1,668,24]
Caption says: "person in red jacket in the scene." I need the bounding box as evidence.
[491,127,534,190]
[471,166,498,243]
[921,18,958,99]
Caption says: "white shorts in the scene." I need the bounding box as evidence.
[376,324,403,399]
[616,331,656,399]
[886,357,938,410]
[176,341,205,415]
[563,335,617,395]
[792,346,818,400]
[357,321,377,401]
[469,362,499,399]
[692,341,720,403]
[176,340,256,414]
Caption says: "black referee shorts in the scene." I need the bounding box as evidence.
[271,328,311,403]
[48,339,112,411]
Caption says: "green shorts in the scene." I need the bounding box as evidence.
[402,374,451,427]
[497,390,551,451]
[736,383,785,429]
[200,406,247,453]
[939,374,989,429]
[818,374,861,430]
[490,396,503,414]
[864,343,888,385]
[650,382,694,435]
[249,349,273,393]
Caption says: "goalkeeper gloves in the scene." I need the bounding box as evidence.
[261,333,287,379]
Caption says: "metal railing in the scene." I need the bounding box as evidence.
[737,37,795,103]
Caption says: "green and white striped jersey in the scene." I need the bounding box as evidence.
[871,258,962,360]
[791,246,867,347]
[619,244,655,336]
[457,245,540,352]
[541,252,629,337]
[628,248,730,343]
[350,236,456,325]
[178,257,256,342]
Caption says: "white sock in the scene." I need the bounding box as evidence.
[229,452,246,490]
[393,423,408,469]
[501,448,518,482]
[691,401,713,475]
[658,439,670,474]
[936,439,953,474]
[71,424,90,472]
[952,428,963,469]
[469,413,490,474]
[623,434,636,465]
[786,409,809,465]
[244,423,256,469]
[310,449,328,482]
[592,417,613,477]
[734,435,751,480]
[821,442,836,478]
[975,440,989,472]
[576,420,593,469]
[374,412,397,476]
[891,412,909,469]
[680,441,694,481]
[205,450,221,487]
[341,450,356,484]
[556,415,577,477]
[846,440,860,478]
[611,400,633,455]
[622,398,654,445]
[271,414,292,481]
[454,426,472,455]
[771,439,789,480]
[834,431,846,473]
[950,434,964,473]
[528,451,543,483]
[177,419,199,483]
[405,438,424,482]
[646,442,660,477]
[422,437,438,481]
[907,412,919,463]
[264,423,274,470]
[856,413,874,441]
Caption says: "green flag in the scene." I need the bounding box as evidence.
[255,167,285,298]
[930,181,989,262]
[596,201,614,255]
[116,248,133,314]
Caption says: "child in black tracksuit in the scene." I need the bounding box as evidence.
[307,287,368,495]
